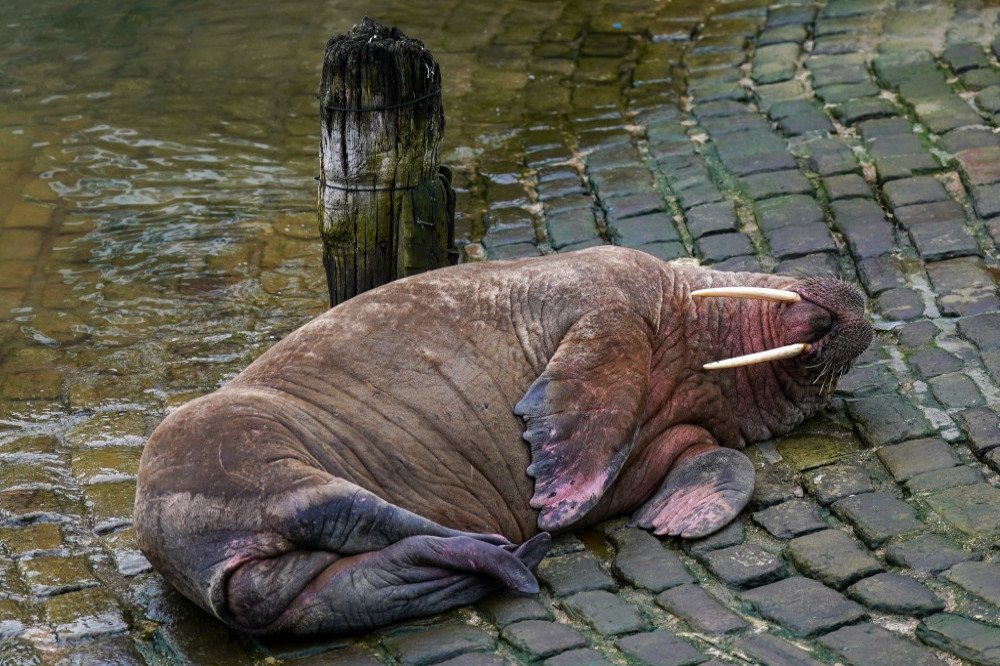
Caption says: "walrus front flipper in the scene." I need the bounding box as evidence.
[515,308,652,532]
[631,446,754,539]
[228,532,551,636]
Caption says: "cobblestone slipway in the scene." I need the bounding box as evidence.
[3,0,1000,664]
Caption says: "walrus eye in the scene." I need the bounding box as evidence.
[691,287,801,303]
[702,342,811,370]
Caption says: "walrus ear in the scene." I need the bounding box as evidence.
[514,309,651,532]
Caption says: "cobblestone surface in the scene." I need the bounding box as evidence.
[2,0,1000,664]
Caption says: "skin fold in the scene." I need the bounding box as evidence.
[133,245,872,636]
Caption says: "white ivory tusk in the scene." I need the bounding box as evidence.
[703,343,811,370]
[691,287,801,303]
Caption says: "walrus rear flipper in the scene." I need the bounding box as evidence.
[227,532,551,636]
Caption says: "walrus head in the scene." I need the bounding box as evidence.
[691,274,873,441]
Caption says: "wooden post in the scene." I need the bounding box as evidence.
[318,17,456,307]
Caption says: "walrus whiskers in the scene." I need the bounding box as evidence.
[703,343,811,370]
[691,287,801,302]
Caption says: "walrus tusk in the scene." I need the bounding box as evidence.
[691,287,801,303]
[703,343,811,370]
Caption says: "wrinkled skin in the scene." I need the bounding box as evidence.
[134,246,872,636]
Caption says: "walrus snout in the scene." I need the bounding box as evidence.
[780,300,833,346]
[793,278,873,371]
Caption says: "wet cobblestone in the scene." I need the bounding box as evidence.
[1,0,1000,663]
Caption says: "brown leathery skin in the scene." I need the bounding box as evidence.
[133,245,871,633]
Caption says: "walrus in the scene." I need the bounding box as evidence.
[134,245,872,636]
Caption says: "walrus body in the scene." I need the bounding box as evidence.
[134,246,872,636]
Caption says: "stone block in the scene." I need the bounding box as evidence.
[0,523,62,558]
[561,590,647,636]
[847,393,934,446]
[757,25,808,46]
[786,529,882,589]
[697,232,755,263]
[778,110,834,136]
[545,210,601,250]
[857,255,906,295]
[876,438,959,482]
[963,68,1000,91]
[819,623,948,666]
[908,221,979,261]
[603,193,664,222]
[480,594,552,627]
[701,544,785,588]
[636,241,687,261]
[18,555,97,597]
[752,500,827,539]
[944,561,1000,607]
[543,648,613,666]
[873,152,941,182]
[875,287,925,320]
[736,633,824,666]
[655,584,749,635]
[675,183,725,210]
[885,535,979,572]
[845,573,944,616]
[436,655,505,666]
[536,551,616,597]
[683,520,744,557]
[764,224,837,260]
[953,407,1000,456]
[726,151,800,176]
[917,613,1000,666]
[893,200,966,228]
[616,629,706,666]
[832,210,896,259]
[739,577,866,637]
[755,194,824,231]
[742,170,813,199]
[958,314,1000,352]
[609,528,693,593]
[802,463,875,505]
[924,483,1000,538]
[882,176,949,208]
[804,137,859,175]
[502,620,587,660]
[814,81,880,103]
[835,363,898,397]
[608,212,679,247]
[685,201,738,238]
[824,173,871,200]
[943,43,989,74]
[44,587,127,642]
[831,493,924,548]
[929,372,984,409]
[488,242,540,260]
[384,625,495,666]
[834,97,897,124]
[908,349,962,377]
[906,465,984,495]
[776,252,840,277]
[971,181,1000,218]
[955,146,1000,186]
[913,98,984,134]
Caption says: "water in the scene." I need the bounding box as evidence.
[0,0,695,660]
